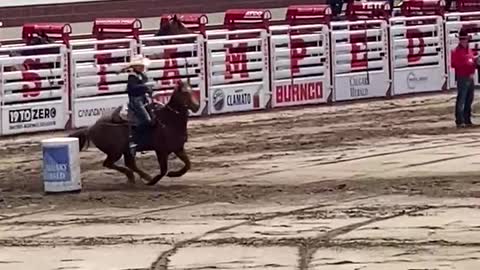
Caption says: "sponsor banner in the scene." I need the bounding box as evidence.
[393,68,445,95]
[209,83,265,114]
[73,95,128,128]
[272,77,329,108]
[334,72,390,102]
[1,102,65,135]
[43,145,71,183]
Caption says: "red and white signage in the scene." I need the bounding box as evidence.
[139,33,207,117]
[445,11,480,89]
[206,10,270,114]
[70,38,137,128]
[270,5,332,108]
[0,44,68,135]
[206,28,270,114]
[331,19,391,101]
[390,1,446,95]
[3,4,480,136]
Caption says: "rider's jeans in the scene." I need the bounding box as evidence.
[129,96,151,127]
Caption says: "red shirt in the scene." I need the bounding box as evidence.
[451,45,476,77]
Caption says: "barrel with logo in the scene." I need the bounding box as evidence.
[41,137,82,193]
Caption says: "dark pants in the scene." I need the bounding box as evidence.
[455,76,475,125]
[128,96,152,149]
[129,96,151,126]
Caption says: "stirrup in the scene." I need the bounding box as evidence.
[129,142,137,156]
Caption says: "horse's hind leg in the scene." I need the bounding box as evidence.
[103,154,135,184]
[167,148,191,178]
[124,152,153,183]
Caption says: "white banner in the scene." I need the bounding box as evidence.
[390,15,446,95]
[1,102,65,135]
[209,83,266,114]
[273,77,329,107]
[72,95,127,128]
[393,68,445,95]
[334,72,390,101]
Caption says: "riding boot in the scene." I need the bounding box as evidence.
[129,131,137,156]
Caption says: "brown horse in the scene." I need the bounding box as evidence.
[9,32,57,72]
[68,80,200,185]
[156,14,193,37]
[155,14,196,45]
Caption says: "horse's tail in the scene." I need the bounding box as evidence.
[68,127,91,151]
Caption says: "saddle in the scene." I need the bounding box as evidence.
[110,104,132,124]
[111,101,165,126]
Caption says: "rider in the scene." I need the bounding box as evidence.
[122,55,154,154]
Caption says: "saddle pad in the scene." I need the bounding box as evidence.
[119,103,129,121]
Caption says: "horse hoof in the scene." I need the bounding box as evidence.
[146,175,163,185]
[142,175,153,182]
[167,171,183,178]
[127,174,136,184]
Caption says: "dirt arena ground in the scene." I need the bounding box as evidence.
[1,92,480,270]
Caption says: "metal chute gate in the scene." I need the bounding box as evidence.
[206,9,271,114]
[0,23,70,135]
[390,0,447,95]
[270,5,333,108]
[331,1,391,102]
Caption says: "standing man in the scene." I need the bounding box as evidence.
[451,29,477,128]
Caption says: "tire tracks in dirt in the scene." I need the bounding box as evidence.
[0,207,56,222]
[1,201,208,226]
[149,195,378,270]
[0,201,211,248]
[152,202,480,270]
[297,205,431,270]
[207,138,480,185]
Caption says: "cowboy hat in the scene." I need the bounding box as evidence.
[128,55,151,67]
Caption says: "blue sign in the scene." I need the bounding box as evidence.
[43,145,71,183]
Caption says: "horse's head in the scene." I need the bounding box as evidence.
[26,32,54,46]
[21,33,56,56]
[155,15,195,44]
[162,80,200,114]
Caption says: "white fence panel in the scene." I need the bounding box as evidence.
[270,23,331,108]
[390,15,446,95]
[139,33,207,116]
[331,20,390,101]
[206,29,270,114]
[445,12,480,89]
[70,38,137,128]
[0,44,68,135]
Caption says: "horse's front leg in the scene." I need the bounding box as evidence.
[167,148,191,178]
[146,150,168,185]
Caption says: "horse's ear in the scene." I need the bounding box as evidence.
[176,80,184,89]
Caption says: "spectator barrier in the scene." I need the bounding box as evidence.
[0,24,70,135]
[270,5,332,107]
[206,9,271,114]
[445,7,480,89]
[390,0,447,95]
[0,0,477,136]
[331,1,391,101]
[139,14,208,116]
